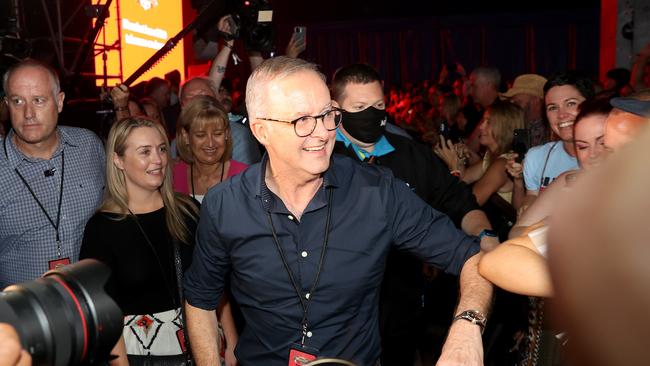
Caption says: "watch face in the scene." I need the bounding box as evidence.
[455,310,487,333]
[466,310,486,322]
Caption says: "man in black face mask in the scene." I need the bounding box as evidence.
[332,63,499,365]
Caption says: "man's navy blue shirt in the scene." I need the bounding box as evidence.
[184,154,480,365]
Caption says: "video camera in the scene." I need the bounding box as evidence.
[192,0,275,58]
[0,260,123,366]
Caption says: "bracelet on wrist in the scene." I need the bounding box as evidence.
[114,106,129,112]
[450,169,461,177]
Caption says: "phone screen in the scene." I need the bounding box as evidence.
[512,129,530,163]
[294,26,306,43]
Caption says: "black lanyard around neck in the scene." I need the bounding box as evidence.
[15,149,66,258]
[190,161,225,200]
[266,186,333,346]
[539,141,559,189]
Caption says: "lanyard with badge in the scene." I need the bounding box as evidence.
[266,187,333,366]
[5,138,69,270]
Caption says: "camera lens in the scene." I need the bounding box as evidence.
[0,259,123,366]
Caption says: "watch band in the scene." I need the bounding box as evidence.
[453,310,487,334]
[478,229,497,241]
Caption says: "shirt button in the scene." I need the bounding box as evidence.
[306,331,313,338]
[288,215,294,220]
[305,292,310,299]
[301,251,308,258]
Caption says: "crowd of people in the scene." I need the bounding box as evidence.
[1,15,650,366]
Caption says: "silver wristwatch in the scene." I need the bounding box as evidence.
[453,310,487,333]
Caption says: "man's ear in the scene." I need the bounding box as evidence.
[56,91,65,113]
[249,121,269,146]
[112,152,125,170]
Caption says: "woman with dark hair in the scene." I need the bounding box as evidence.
[481,98,613,296]
[509,71,596,213]
[80,116,200,365]
[479,98,612,366]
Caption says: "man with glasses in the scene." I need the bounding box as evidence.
[184,56,491,366]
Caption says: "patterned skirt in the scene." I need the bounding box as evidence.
[124,308,185,356]
[124,308,226,359]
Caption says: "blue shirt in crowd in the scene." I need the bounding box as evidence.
[184,154,480,365]
[523,141,579,192]
[0,126,105,288]
[335,128,395,160]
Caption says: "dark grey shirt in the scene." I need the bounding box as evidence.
[184,154,480,365]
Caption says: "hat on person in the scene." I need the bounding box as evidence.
[500,74,548,99]
[611,97,650,118]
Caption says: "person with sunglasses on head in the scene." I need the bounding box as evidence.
[510,72,595,215]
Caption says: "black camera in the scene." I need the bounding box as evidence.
[0,259,123,366]
[192,0,275,58]
[232,0,274,52]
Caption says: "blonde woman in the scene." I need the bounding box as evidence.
[173,95,242,366]
[173,95,247,203]
[435,102,526,208]
[80,116,200,365]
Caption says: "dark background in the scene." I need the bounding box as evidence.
[3,0,602,96]
[270,0,600,87]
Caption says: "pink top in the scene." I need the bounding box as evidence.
[172,159,248,195]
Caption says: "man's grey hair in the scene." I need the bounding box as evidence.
[471,66,501,88]
[3,59,61,96]
[245,56,325,120]
[179,76,218,101]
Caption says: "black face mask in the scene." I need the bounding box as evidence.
[341,106,388,144]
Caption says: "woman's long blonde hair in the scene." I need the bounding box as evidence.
[102,116,198,244]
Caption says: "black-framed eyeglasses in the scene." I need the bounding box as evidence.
[257,107,343,137]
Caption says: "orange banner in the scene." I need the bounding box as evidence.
[94,0,185,86]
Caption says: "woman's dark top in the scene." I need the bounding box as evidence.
[80,206,196,315]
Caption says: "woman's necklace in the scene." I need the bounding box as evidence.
[190,160,226,199]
